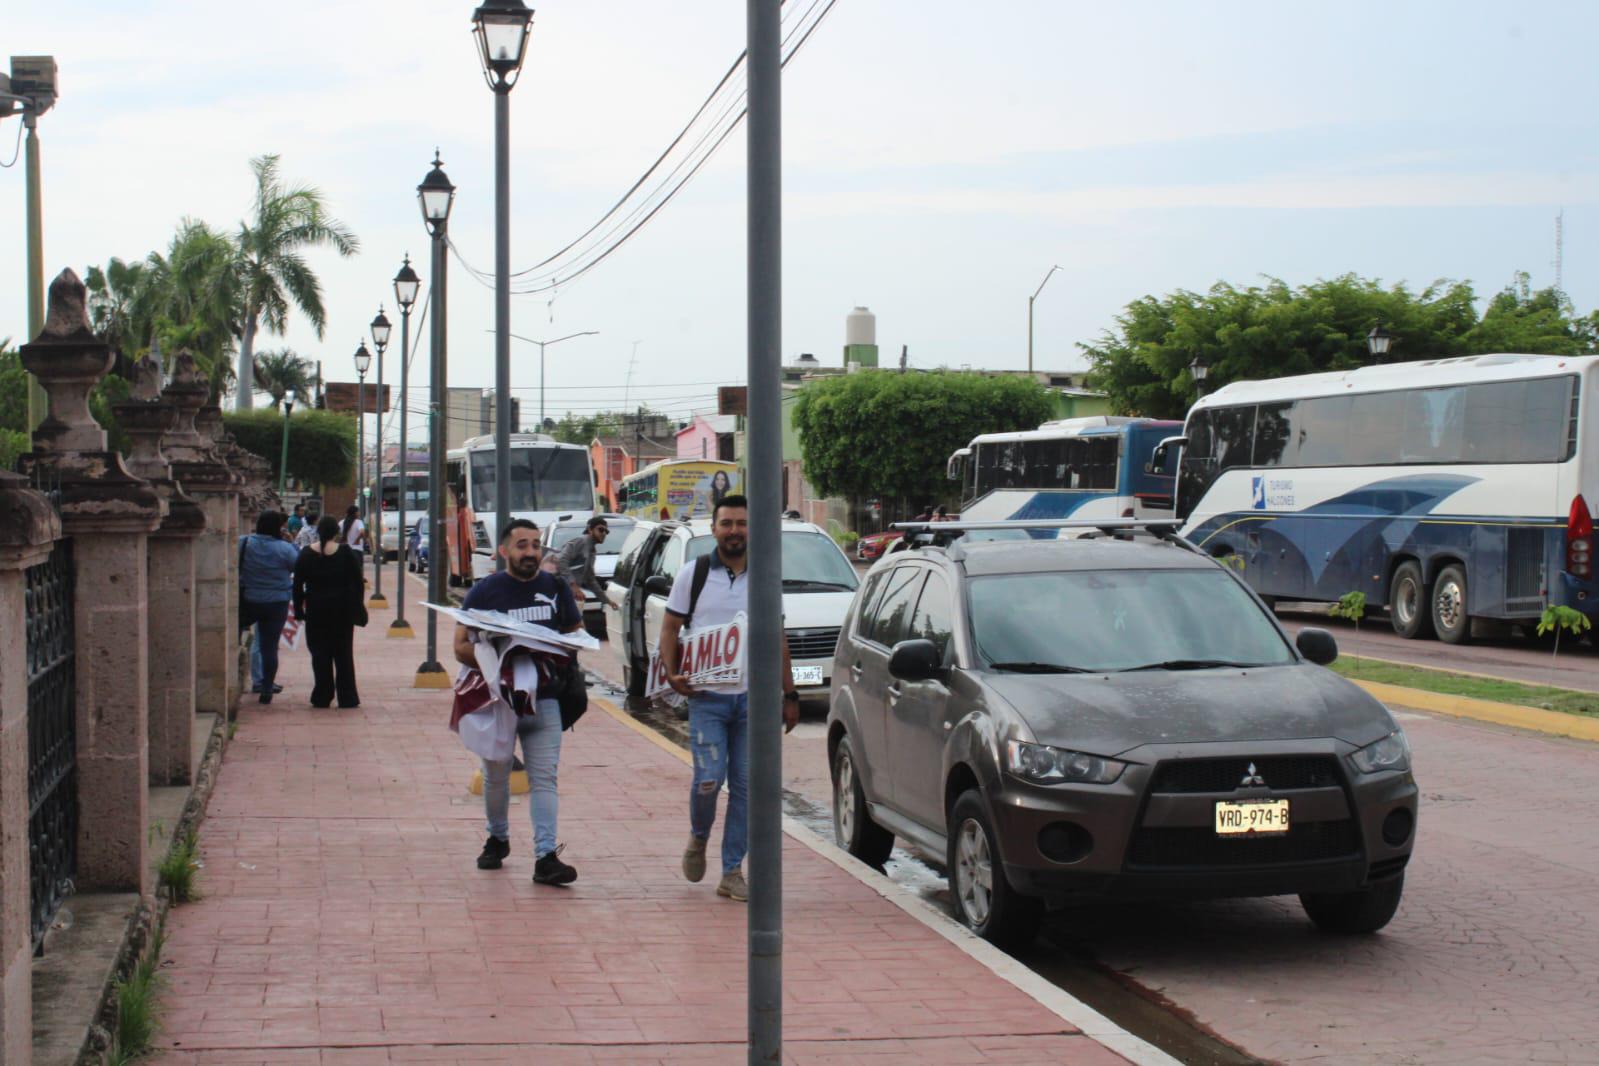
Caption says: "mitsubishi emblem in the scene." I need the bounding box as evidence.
[1240,762,1266,788]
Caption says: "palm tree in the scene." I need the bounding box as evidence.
[234,154,358,410]
[143,220,243,398]
[253,348,315,409]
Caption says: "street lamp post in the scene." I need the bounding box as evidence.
[1367,323,1395,361]
[1027,264,1062,374]
[370,307,393,608]
[416,152,456,688]
[5,55,60,427]
[1189,355,1210,398]
[354,343,372,533]
[497,330,600,426]
[474,0,535,573]
[391,255,421,640]
[278,399,294,494]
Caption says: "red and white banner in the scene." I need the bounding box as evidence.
[281,603,303,651]
[645,612,747,699]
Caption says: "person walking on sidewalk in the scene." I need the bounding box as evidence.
[658,494,799,903]
[239,510,300,705]
[554,515,616,615]
[293,515,368,708]
[453,518,584,886]
[341,505,368,564]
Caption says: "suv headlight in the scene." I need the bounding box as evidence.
[1005,740,1126,785]
[1349,730,1411,774]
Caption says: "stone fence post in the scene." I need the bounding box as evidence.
[162,359,243,722]
[18,270,164,896]
[115,352,207,786]
[0,474,62,1066]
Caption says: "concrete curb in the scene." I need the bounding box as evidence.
[590,694,1181,1066]
[1349,678,1599,743]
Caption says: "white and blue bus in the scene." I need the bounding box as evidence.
[445,434,597,583]
[947,416,1182,526]
[1162,353,1598,643]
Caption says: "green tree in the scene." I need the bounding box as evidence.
[0,342,27,470]
[252,348,315,408]
[1082,274,1482,418]
[793,371,1054,506]
[1464,272,1586,355]
[223,408,354,488]
[233,154,358,410]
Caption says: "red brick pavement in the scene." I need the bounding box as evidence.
[148,586,1136,1066]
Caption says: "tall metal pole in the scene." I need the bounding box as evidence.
[493,86,512,572]
[419,224,450,684]
[372,337,387,604]
[392,296,413,637]
[745,1,783,1060]
[1026,295,1034,375]
[24,112,48,428]
[278,405,292,494]
[357,372,366,535]
[539,340,545,428]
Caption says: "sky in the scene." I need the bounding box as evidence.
[5,0,1598,447]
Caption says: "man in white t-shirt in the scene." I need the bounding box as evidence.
[658,495,798,903]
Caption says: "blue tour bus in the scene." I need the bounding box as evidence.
[1159,353,1599,643]
[946,416,1182,527]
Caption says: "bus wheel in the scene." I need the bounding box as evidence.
[1389,562,1433,640]
[1431,564,1471,645]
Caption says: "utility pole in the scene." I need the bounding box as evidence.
[1027,264,1061,375]
[4,56,58,426]
[745,1,783,1061]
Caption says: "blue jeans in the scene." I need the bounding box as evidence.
[482,698,562,859]
[246,601,290,693]
[250,624,264,689]
[688,691,749,875]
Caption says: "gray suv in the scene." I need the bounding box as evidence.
[827,524,1418,945]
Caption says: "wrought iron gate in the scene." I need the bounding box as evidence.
[26,538,76,949]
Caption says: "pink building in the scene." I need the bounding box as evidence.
[676,413,736,460]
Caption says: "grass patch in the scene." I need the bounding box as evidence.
[105,928,165,1064]
[1332,657,1599,718]
[157,830,202,904]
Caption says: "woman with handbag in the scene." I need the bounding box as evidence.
[238,511,301,704]
[293,514,369,709]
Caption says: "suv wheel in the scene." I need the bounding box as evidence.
[947,790,1041,946]
[1300,872,1404,934]
[832,735,893,867]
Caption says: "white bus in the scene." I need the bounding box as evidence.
[1161,353,1598,643]
[947,416,1182,525]
[444,434,597,583]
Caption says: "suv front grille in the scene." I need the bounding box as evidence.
[1149,756,1342,794]
[1126,819,1361,869]
[786,626,841,659]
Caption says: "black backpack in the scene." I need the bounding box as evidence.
[683,552,715,629]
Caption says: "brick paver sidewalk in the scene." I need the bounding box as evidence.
[150,578,1141,1065]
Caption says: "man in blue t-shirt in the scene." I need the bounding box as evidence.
[454,518,583,886]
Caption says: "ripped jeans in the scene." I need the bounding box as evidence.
[688,691,749,875]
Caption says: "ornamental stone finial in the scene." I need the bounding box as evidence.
[20,268,114,455]
[39,268,98,344]
[130,352,165,403]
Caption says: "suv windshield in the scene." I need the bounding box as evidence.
[687,531,858,590]
[970,568,1293,673]
[546,518,635,555]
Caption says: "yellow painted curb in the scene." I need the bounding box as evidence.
[1352,679,1599,743]
[386,621,415,639]
[467,768,528,796]
[592,695,693,766]
[413,668,452,689]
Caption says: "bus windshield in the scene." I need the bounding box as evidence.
[469,448,592,513]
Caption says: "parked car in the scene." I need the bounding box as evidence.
[856,530,902,561]
[827,524,1418,945]
[605,518,860,703]
[544,513,637,638]
[406,517,429,575]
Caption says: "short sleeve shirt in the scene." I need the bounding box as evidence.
[462,571,581,632]
[664,552,748,694]
[345,518,366,551]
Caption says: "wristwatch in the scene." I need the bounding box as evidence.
[783,689,800,702]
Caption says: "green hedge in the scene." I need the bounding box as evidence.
[222,408,354,489]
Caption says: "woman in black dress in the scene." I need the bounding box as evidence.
[293,515,367,708]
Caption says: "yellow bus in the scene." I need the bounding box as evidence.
[617,459,741,521]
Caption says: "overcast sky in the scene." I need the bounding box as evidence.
[5,0,1597,443]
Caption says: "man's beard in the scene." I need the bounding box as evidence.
[509,554,540,577]
[719,536,747,557]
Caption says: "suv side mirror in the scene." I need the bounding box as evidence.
[1296,627,1338,666]
[888,638,944,682]
[644,574,673,598]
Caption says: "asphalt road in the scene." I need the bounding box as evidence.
[586,635,1599,1065]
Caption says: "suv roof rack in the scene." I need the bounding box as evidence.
[890,518,1203,556]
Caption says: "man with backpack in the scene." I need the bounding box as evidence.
[657,495,799,902]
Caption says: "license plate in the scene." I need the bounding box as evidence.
[1215,799,1290,836]
[792,666,824,686]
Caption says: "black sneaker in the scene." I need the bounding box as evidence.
[476,835,510,870]
[533,845,577,886]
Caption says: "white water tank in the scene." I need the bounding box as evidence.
[845,306,876,347]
